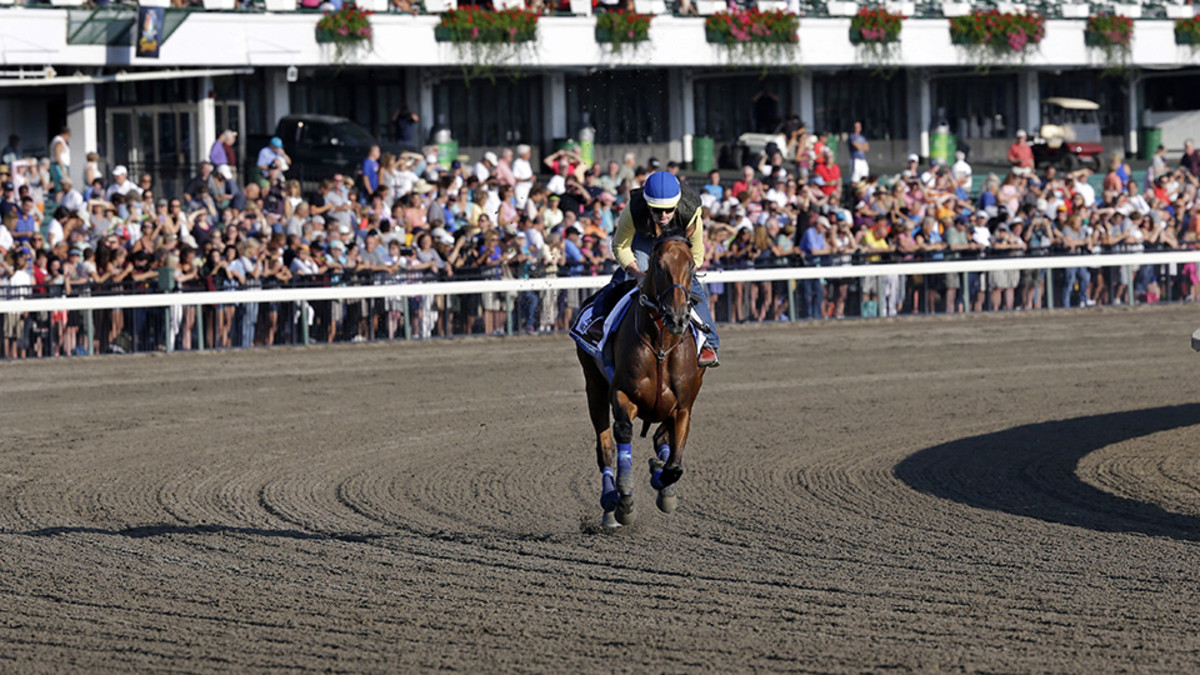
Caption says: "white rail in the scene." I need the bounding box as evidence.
[2,251,1199,314]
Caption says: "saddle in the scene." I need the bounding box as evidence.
[573,279,638,348]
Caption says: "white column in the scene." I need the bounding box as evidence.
[263,68,290,132]
[66,83,97,189]
[794,71,811,128]
[907,69,931,159]
[1016,69,1039,138]
[196,76,216,166]
[543,72,567,144]
[1127,72,1140,158]
[417,69,435,145]
[667,69,695,164]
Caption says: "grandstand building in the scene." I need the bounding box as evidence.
[2,4,1200,187]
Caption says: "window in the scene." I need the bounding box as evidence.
[694,74,793,140]
[290,69,407,141]
[932,74,1017,140]
[813,72,907,140]
[1041,72,1126,137]
[433,76,543,147]
[566,71,667,144]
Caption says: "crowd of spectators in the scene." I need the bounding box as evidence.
[3,120,1200,359]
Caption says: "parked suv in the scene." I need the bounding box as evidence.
[273,114,398,184]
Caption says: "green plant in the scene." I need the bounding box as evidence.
[595,10,653,54]
[1176,16,1200,45]
[705,8,800,69]
[1085,13,1133,73]
[948,10,1044,66]
[315,4,373,63]
[849,6,904,68]
[436,8,539,82]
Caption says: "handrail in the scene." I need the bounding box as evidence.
[3,249,1198,314]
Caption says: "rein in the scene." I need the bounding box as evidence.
[635,235,696,412]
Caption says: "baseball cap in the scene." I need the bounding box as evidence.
[484,152,498,165]
[1016,129,1028,137]
[906,154,919,163]
[217,165,233,180]
[270,137,283,148]
[647,157,661,170]
[113,165,128,176]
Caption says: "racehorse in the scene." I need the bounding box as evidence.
[577,234,706,527]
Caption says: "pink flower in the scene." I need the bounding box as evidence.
[337,27,348,35]
[471,26,479,37]
[1008,27,1026,52]
[510,27,518,35]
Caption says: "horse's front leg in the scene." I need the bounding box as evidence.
[611,389,639,525]
[661,406,690,488]
[649,422,678,514]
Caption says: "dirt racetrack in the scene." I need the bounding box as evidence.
[4,305,1200,672]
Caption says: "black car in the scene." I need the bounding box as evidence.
[273,114,399,185]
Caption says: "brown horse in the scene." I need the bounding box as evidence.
[577,235,706,527]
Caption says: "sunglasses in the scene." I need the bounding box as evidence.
[648,206,675,217]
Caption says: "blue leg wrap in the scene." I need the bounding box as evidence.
[617,444,633,476]
[651,445,670,491]
[600,466,618,512]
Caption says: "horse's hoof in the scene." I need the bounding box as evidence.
[601,511,622,528]
[659,464,684,487]
[616,495,636,525]
[656,486,677,514]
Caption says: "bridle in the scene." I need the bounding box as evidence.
[636,235,697,361]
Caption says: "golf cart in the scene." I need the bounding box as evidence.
[1032,97,1104,172]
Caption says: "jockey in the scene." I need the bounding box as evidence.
[611,171,720,367]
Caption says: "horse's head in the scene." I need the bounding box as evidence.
[643,235,696,337]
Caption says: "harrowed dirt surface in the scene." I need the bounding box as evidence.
[5,305,1200,672]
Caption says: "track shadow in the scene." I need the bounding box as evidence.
[9,523,385,543]
[894,404,1200,542]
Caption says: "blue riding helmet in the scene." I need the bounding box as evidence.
[643,171,681,210]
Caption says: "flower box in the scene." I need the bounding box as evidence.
[1111,3,1142,18]
[355,0,388,11]
[884,1,914,16]
[425,0,458,11]
[434,25,451,41]
[1167,5,1195,19]
[850,27,899,44]
[632,0,666,13]
[694,0,722,14]
[705,27,726,43]
[1084,30,1102,47]
[569,0,592,15]
[994,2,1025,13]
[757,0,788,11]
[1060,4,1089,18]
[202,0,235,9]
[825,0,859,16]
[265,0,297,11]
[940,2,971,17]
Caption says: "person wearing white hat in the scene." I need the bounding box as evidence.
[512,144,534,209]
[1008,129,1033,176]
[474,151,498,183]
[105,165,141,201]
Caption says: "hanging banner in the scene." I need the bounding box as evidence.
[136,7,165,59]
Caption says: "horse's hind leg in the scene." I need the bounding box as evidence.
[578,349,619,527]
[611,390,639,525]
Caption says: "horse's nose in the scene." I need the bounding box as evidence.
[670,312,689,336]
